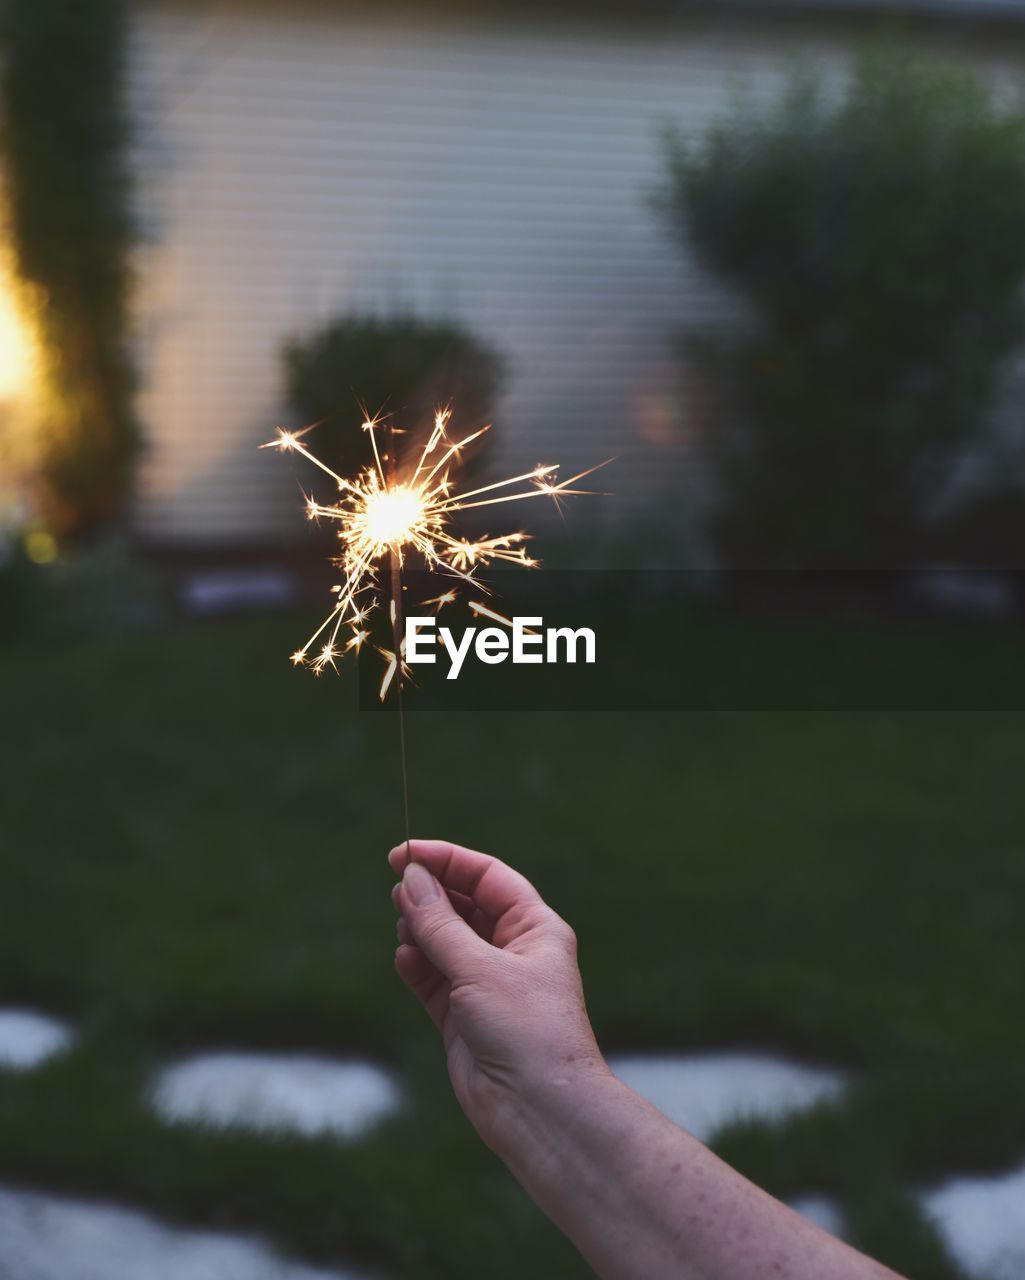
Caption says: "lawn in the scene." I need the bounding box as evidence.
[1,606,1023,1279]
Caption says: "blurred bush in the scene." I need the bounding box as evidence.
[0,531,42,643]
[0,0,137,539]
[0,529,167,644]
[658,45,1025,569]
[283,313,505,482]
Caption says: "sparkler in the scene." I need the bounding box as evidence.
[263,408,608,848]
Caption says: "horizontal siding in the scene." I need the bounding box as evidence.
[127,3,1025,542]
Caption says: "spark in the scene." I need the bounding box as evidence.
[468,600,539,635]
[421,589,458,612]
[265,408,608,698]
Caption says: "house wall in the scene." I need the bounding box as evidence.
[127,2,1025,547]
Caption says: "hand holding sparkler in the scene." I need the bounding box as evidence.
[389,839,904,1280]
[389,838,604,1156]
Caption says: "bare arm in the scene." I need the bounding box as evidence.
[390,839,902,1280]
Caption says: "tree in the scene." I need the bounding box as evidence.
[658,46,1025,568]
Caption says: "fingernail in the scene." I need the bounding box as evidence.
[404,861,439,905]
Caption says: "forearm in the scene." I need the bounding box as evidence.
[497,1065,901,1280]
[389,842,902,1279]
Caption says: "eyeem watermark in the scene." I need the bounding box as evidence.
[406,616,596,680]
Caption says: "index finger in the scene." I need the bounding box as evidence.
[388,838,547,923]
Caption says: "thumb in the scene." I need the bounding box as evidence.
[398,861,489,980]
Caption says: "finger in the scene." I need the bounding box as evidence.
[394,943,449,1032]
[389,839,548,924]
[446,887,495,943]
[396,916,413,945]
[395,883,492,943]
[396,861,491,981]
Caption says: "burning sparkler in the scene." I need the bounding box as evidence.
[263,408,607,699]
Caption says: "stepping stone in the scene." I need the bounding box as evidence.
[0,1185,368,1280]
[151,1052,401,1139]
[607,1051,847,1142]
[921,1161,1025,1280]
[0,1009,73,1069]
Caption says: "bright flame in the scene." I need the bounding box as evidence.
[362,485,426,547]
[264,409,609,697]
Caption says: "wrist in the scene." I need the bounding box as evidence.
[489,1051,622,1171]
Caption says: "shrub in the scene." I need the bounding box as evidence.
[283,314,505,482]
[657,46,1025,568]
[0,525,167,644]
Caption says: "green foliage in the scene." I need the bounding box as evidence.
[0,533,44,642]
[0,537,168,645]
[1,0,137,538]
[284,313,505,481]
[658,46,1025,568]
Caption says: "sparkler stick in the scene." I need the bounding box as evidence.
[390,552,411,859]
[386,422,412,861]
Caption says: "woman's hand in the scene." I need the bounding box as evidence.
[389,838,609,1157]
[390,838,903,1280]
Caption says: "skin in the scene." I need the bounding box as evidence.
[390,838,904,1280]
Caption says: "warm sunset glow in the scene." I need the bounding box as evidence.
[0,258,39,402]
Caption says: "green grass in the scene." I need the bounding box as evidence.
[1,608,1023,1278]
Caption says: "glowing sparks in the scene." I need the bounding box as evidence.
[422,589,458,611]
[265,409,608,698]
[363,485,426,546]
[468,600,538,635]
